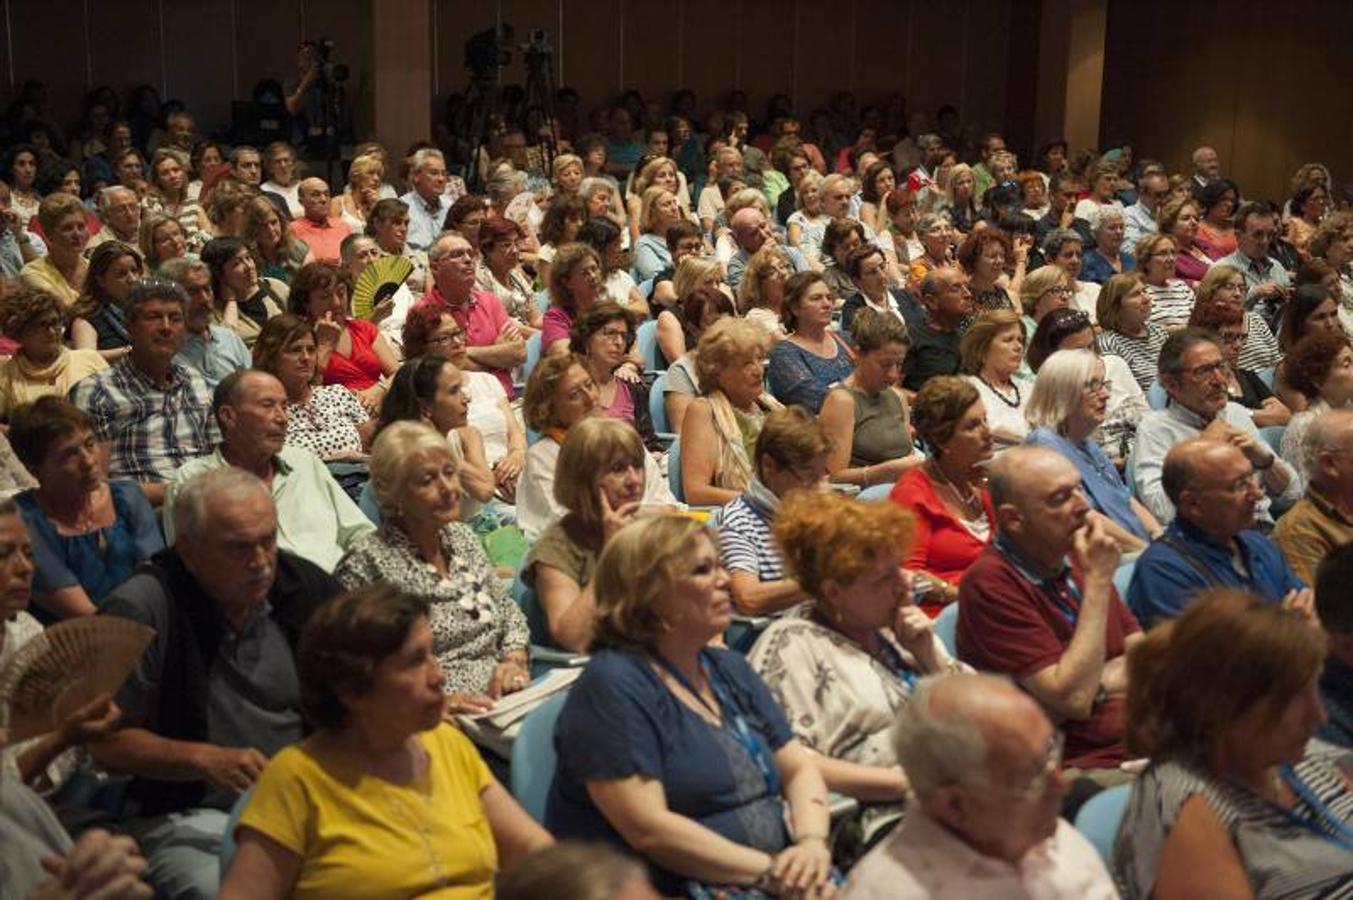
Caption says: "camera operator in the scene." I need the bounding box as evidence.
[284,41,347,163]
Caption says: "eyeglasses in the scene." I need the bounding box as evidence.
[1084,377,1108,394]
[1183,360,1228,380]
[29,315,62,333]
[426,329,466,347]
[1218,331,1248,345]
[985,731,1066,799]
[1042,286,1072,298]
[1198,470,1261,496]
[596,327,631,343]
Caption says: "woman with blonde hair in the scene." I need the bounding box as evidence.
[749,490,967,845]
[738,245,793,339]
[655,254,725,364]
[1135,232,1197,332]
[632,185,685,282]
[786,169,829,263]
[330,152,384,230]
[550,152,584,198]
[1114,589,1351,898]
[681,317,782,506]
[626,156,686,245]
[517,353,675,540]
[1194,264,1280,372]
[548,514,835,898]
[138,212,187,271]
[943,163,978,234]
[524,416,658,652]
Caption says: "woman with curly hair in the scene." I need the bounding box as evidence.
[749,489,967,847]
[0,286,106,419]
[289,260,399,410]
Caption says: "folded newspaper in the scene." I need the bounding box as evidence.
[455,667,582,757]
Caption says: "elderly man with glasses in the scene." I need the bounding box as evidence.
[1127,438,1310,629]
[1130,328,1300,526]
[843,673,1118,899]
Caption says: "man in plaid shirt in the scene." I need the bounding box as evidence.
[69,277,218,506]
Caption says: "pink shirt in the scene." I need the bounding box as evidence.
[842,809,1118,900]
[289,216,352,262]
[425,285,514,394]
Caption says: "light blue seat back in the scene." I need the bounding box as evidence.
[1074,782,1132,864]
[668,437,684,502]
[509,692,569,824]
[933,603,959,657]
[857,483,892,502]
[649,371,674,439]
[523,332,543,382]
[1146,381,1168,410]
[217,788,255,877]
[636,319,665,372]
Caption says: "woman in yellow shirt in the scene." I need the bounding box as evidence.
[18,193,88,308]
[219,585,553,899]
[0,285,106,420]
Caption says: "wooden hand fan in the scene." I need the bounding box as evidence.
[352,255,414,320]
[0,617,155,743]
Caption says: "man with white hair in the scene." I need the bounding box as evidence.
[94,467,341,899]
[843,672,1117,898]
[86,185,143,254]
[1191,145,1222,190]
[1274,408,1353,583]
[400,148,452,250]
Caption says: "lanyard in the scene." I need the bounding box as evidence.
[1273,764,1353,852]
[654,650,782,797]
[874,637,919,692]
[995,536,1082,627]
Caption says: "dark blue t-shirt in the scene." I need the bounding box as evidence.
[546,647,794,894]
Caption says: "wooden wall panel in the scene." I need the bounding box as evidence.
[621,0,678,103]
[1101,0,1352,202]
[737,0,795,118]
[561,0,621,109]
[904,0,968,128]
[160,0,234,134]
[87,0,160,101]
[792,0,853,113]
[9,0,87,129]
[675,0,736,118]
[853,0,910,111]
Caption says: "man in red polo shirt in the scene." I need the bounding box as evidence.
[956,445,1141,785]
[289,177,351,262]
[424,232,525,393]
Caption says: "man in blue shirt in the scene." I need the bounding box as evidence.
[1128,439,1307,628]
[1314,543,1353,748]
[399,148,452,251]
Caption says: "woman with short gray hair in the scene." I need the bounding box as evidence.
[1025,348,1160,549]
[1080,204,1132,284]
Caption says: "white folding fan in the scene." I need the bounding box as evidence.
[0,617,154,743]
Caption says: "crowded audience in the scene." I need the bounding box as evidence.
[0,69,1349,900]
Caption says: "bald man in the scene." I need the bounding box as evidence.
[724,206,808,291]
[289,176,350,262]
[1129,439,1308,628]
[956,446,1140,781]
[844,673,1118,899]
[1190,145,1221,189]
